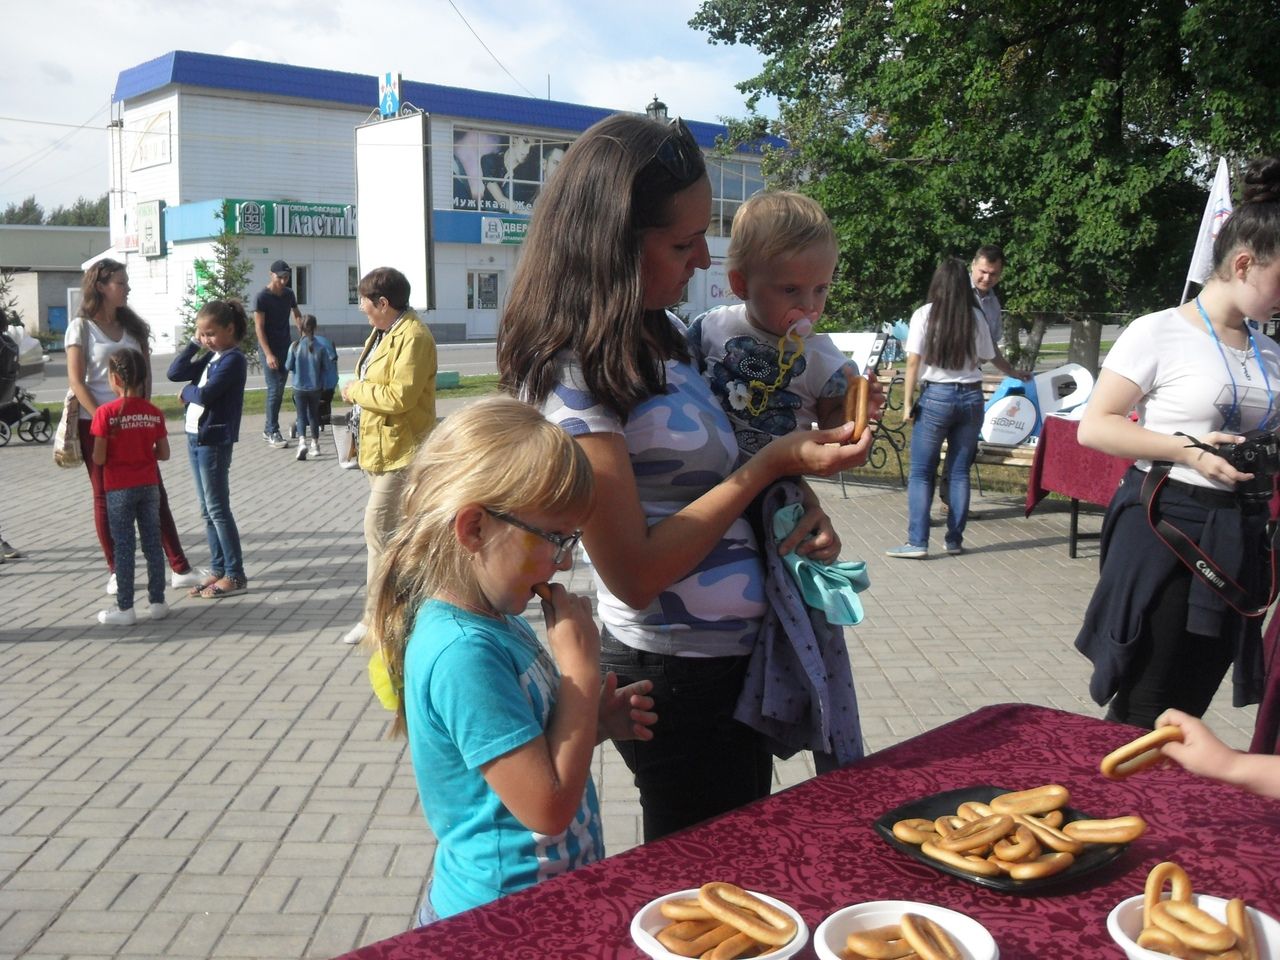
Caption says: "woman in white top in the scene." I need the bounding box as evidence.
[1076,155,1280,730]
[889,257,1019,558]
[67,259,203,595]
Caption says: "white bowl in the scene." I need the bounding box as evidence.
[1108,893,1280,960]
[631,887,809,960]
[814,900,998,960]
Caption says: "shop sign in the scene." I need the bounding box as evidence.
[130,112,172,171]
[137,200,165,258]
[224,199,357,238]
[480,216,528,245]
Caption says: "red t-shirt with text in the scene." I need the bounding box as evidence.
[90,396,167,491]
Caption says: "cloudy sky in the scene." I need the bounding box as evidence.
[0,0,769,212]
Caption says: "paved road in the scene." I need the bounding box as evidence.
[25,343,499,404]
[0,396,1257,959]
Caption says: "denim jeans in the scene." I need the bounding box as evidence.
[261,354,287,435]
[598,634,773,843]
[293,389,321,440]
[907,382,984,549]
[78,418,189,574]
[186,435,244,580]
[105,484,166,610]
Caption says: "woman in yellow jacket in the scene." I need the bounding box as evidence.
[339,266,437,645]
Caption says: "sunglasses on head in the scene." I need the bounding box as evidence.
[649,117,703,186]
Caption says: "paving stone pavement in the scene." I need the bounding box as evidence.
[0,399,1259,960]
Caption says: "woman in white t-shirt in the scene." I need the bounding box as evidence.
[1076,155,1280,730]
[67,260,203,596]
[888,258,1020,559]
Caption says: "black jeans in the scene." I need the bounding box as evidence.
[1105,566,1237,729]
[599,634,773,843]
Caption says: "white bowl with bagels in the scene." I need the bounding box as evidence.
[1108,893,1280,960]
[631,882,808,960]
[813,899,998,960]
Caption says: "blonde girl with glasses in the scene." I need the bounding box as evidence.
[367,396,656,925]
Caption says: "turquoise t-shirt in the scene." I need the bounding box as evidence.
[404,599,603,918]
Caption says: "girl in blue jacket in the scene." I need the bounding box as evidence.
[167,300,249,599]
[286,313,337,461]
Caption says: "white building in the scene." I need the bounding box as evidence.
[107,51,766,350]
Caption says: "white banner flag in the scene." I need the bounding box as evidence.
[1182,157,1233,299]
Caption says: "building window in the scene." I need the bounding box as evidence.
[706,157,765,237]
[348,266,359,305]
[290,265,310,306]
[453,128,571,215]
[467,271,499,310]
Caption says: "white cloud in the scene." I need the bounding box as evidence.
[0,0,767,209]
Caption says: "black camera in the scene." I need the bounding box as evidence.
[1217,430,1280,503]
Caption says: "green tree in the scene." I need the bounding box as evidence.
[0,268,23,327]
[47,194,109,226]
[179,207,259,365]
[692,0,1280,366]
[1,196,45,224]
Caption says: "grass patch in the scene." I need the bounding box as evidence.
[37,373,503,421]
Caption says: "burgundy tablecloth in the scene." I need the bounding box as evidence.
[1025,416,1133,516]
[333,704,1280,960]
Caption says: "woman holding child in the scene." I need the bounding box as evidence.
[498,114,873,842]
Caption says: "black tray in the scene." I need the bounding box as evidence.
[873,784,1129,894]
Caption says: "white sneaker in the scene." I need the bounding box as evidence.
[296,442,308,461]
[308,440,320,459]
[97,607,136,626]
[148,602,170,621]
[106,573,118,595]
[171,568,210,589]
[341,622,368,645]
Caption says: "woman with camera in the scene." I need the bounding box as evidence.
[1075,155,1280,731]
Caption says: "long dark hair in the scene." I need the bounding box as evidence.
[79,259,151,354]
[1213,155,1280,274]
[497,113,706,421]
[922,258,981,370]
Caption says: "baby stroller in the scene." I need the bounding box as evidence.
[0,333,51,446]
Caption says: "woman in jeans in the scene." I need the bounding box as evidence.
[67,259,203,594]
[888,257,1021,559]
[498,113,872,842]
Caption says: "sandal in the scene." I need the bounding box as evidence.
[198,576,248,599]
[187,575,220,598]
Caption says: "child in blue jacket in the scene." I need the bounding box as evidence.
[167,300,249,599]
[286,314,338,461]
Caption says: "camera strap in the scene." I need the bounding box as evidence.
[1140,461,1279,617]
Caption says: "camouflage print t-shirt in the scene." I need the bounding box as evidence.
[542,346,767,657]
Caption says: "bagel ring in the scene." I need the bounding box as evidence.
[1143,861,1193,929]
[989,784,1070,816]
[936,813,1014,853]
[1150,900,1237,954]
[697,882,797,947]
[900,913,963,960]
[1100,725,1184,779]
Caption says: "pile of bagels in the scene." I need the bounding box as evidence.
[1137,861,1260,960]
[653,882,797,960]
[891,782,1146,882]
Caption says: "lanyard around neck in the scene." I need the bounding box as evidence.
[1195,296,1274,431]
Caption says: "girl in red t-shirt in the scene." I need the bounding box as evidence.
[90,348,170,626]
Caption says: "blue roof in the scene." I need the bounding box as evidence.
[113,51,777,151]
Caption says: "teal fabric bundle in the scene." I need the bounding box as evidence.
[772,502,870,625]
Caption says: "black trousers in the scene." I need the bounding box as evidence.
[598,634,773,842]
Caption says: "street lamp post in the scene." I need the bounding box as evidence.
[645,95,669,123]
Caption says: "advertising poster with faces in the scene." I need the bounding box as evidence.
[453,128,571,215]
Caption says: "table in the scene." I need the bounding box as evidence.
[333,704,1280,960]
[1025,415,1133,557]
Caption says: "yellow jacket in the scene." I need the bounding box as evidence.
[348,309,437,474]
